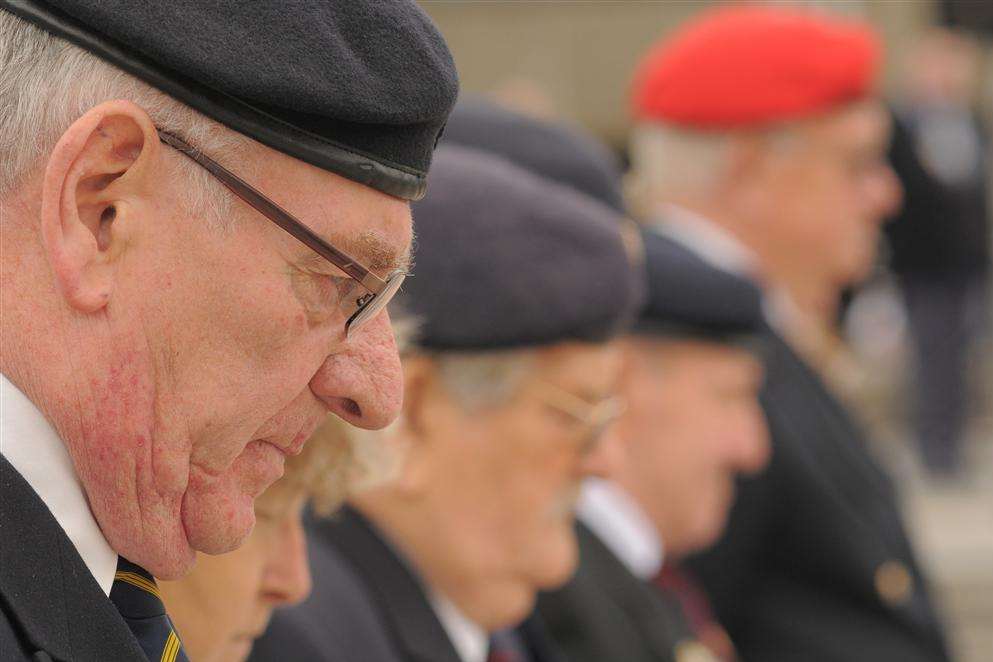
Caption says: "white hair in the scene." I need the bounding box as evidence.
[627,122,800,211]
[0,11,249,222]
[434,349,536,412]
[628,123,734,202]
[392,310,537,412]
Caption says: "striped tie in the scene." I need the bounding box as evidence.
[487,629,528,662]
[109,557,189,662]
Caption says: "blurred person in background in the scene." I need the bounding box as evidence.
[538,233,770,662]
[628,6,950,662]
[887,27,991,480]
[444,98,767,662]
[249,144,644,662]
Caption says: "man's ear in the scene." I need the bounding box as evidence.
[40,100,162,313]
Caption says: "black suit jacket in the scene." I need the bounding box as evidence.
[686,327,952,662]
[0,455,146,662]
[536,522,695,662]
[885,109,989,277]
[250,506,564,662]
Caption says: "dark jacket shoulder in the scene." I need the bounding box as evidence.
[686,332,951,662]
[251,506,460,662]
[537,522,688,662]
[0,455,145,662]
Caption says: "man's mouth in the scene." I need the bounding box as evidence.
[262,417,324,457]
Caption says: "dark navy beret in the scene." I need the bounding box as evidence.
[397,145,644,351]
[2,0,459,200]
[441,98,626,213]
[636,229,766,343]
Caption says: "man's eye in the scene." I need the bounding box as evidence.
[330,277,363,306]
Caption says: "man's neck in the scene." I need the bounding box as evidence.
[654,201,840,345]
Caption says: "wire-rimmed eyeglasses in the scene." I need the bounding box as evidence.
[157,130,406,338]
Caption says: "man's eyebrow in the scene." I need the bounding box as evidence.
[302,230,412,276]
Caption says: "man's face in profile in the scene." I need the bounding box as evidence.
[44,114,410,577]
[753,100,902,291]
[388,341,621,629]
[612,336,769,557]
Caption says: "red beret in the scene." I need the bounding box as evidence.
[631,5,881,129]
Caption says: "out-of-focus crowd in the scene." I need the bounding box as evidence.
[0,2,989,662]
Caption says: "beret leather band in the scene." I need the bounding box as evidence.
[2,0,432,200]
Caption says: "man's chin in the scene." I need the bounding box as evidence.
[180,489,256,556]
[105,525,197,580]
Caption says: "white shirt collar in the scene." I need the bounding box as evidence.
[1,374,118,595]
[429,592,489,662]
[577,478,664,581]
[651,204,760,279]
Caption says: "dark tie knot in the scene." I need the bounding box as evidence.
[109,558,189,662]
[110,558,167,620]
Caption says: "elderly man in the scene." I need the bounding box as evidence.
[537,231,770,662]
[249,144,644,662]
[0,1,456,659]
[627,6,950,661]
[442,98,768,662]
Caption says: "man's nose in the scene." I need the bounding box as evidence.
[262,517,312,606]
[309,311,403,430]
[734,411,772,475]
[579,425,622,479]
[871,163,903,224]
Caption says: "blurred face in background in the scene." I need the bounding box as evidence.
[356,341,621,630]
[741,101,902,299]
[160,491,310,662]
[609,336,768,557]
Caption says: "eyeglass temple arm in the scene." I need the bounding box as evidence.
[536,382,627,426]
[157,130,387,294]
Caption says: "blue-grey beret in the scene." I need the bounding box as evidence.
[398,145,644,351]
[1,0,458,200]
[636,229,766,343]
[442,98,625,212]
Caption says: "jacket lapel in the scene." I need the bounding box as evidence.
[0,455,145,662]
[317,507,465,662]
[576,524,684,659]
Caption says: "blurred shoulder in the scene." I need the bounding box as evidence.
[250,528,402,662]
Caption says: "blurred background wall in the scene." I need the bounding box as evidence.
[423,1,990,149]
[421,2,992,660]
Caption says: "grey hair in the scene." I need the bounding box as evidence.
[628,123,734,202]
[627,122,800,211]
[0,11,249,223]
[390,307,538,412]
[433,349,536,412]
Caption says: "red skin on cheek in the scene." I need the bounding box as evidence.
[69,351,192,577]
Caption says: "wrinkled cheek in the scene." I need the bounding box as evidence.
[71,442,133,538]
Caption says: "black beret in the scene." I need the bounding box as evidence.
[635,229,766,343]
[397,145,644,351]
[441,98,626,213]
[2,0,459,200]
